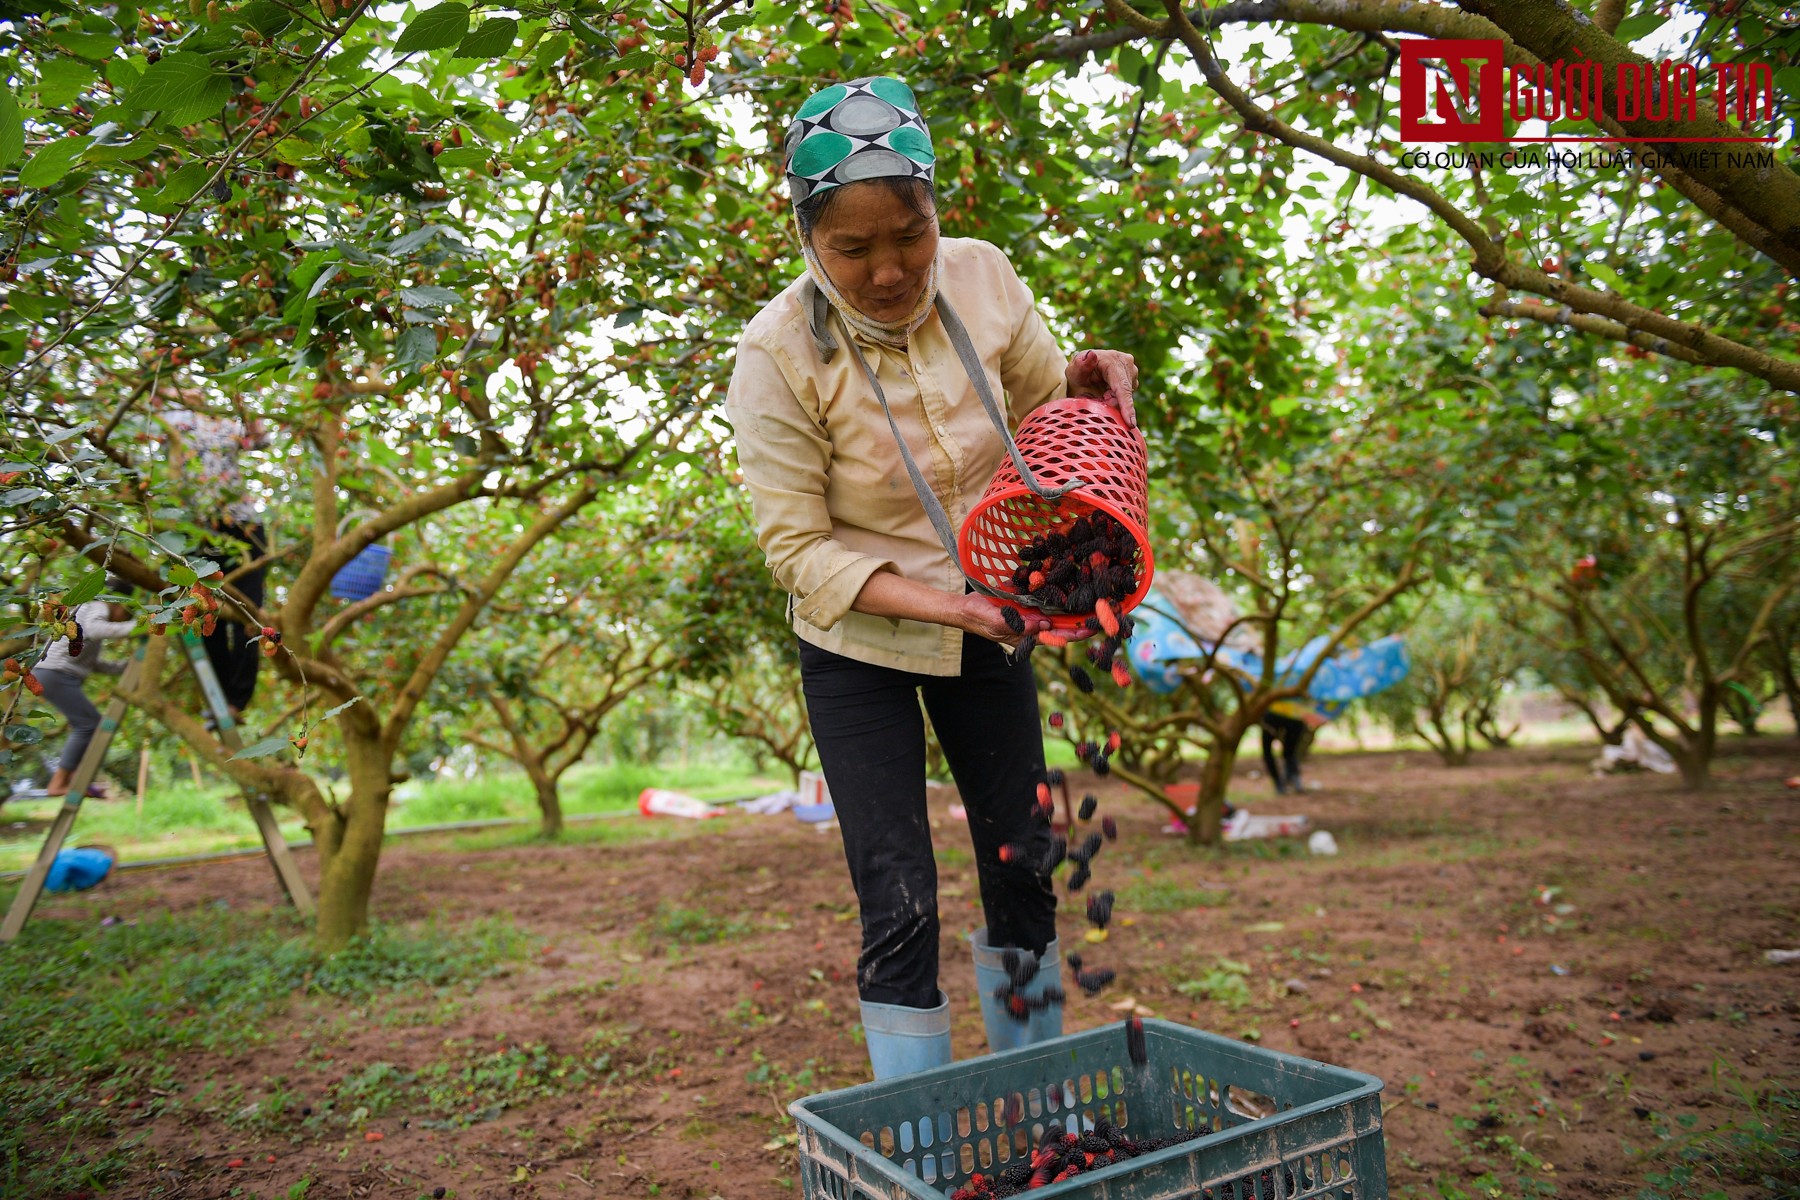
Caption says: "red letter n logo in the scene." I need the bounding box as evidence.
[1399,39,1504,143]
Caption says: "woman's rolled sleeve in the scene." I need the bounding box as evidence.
[726,341,897,631]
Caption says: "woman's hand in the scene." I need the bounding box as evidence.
[1066,349,1139,429]
[954,593,1052,648]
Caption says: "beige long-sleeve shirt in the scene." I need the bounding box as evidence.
[724,237,1070,676]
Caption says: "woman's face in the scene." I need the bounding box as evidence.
[808,183,939,322]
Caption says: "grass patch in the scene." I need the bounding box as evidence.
[392,759,779,828]
[1631,1066,1800,1198]
[644,902,757,948]
[0,781,312,872]
[0,907,528,1196]
[1117,877,1232,913]
[0,760,783,872]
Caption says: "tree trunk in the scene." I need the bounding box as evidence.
[533,771,564,838]
[1423,707,1469,767]
[314,735,392,951]
[1188,737,1239,846]
[1679,701,1718,791]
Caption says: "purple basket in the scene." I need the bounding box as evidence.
[329,544,392,602]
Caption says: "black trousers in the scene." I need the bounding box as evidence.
[798,633,1058,1010]
[201,520,267,713]
[1260,712,1309,794]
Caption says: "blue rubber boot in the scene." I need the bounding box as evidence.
[859,990,953,1081]
[971,927,1063,1055]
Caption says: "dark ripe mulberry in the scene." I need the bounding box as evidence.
[1079,1134,1112,1155]
[1039,835,1066,875]
[1048,711,1063,729]
[1092,750,1111,777]
[1045,532,1070,557]
[1039,984,1065,1008]
[1001,605,1025,633]
[1076,966,1115,996]
[1049,559,1079,590]
[1079,833,1103,862]
[1086,890,1114,930]
[1046,768,1065,787]
[1102,815,1118,841]
[1069,665,1095,694]
[1067,582,1098,613]
[1078,794,1098,821]
[1089,640,1115,671]
[1067,951,1083,973]
[1004,949,1038,989]
[1067,861,1091,892]
[1119,613,1136,639]
[1084,615,1104,634]
[1125,1015,1148,1067]
[1034,584,1068,611]
[1075,740,1097,762]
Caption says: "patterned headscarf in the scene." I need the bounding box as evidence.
[785,76,940,349]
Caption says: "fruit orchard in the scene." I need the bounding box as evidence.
[1,0,1797,1190]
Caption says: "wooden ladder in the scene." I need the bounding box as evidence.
[1,633,313,944]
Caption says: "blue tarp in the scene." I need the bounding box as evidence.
[1125,589,1410,708]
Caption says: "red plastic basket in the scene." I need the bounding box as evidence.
[958,398,1154,632]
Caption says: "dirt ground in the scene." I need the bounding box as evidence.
[25,738,1800,1199]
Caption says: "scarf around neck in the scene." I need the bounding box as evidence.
[801,237,941,350]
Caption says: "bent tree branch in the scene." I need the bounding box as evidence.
[1104,0,1800,392]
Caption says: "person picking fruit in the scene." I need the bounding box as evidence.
[723,75,1140,1080]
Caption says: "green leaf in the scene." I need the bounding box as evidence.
[1582,260,1625,292]
[18,136,89,188]
[0,90,21,168]
[432,145,487,169]
[717,12,756,30]
[147,161,211,209]
[63,567,106,606]
[1613,11,1668,44]
[3,725,44,746]
[395,2,472,54]
[307,262,342,299]
[124,52,228,118]
[230,735,292,760]
[455,15,517,59]
[243,0,296,36]
[319,695,364,721]
[395,325,439,367]
[37,58,99,108]
[270,137,318,166]
[398,284,460,309]
[50,30,118,61]
[5,291,58,321]
[0,487,47,505]
[1775,66,1800,107]
[167,563,198,586]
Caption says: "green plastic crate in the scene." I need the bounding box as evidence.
[790,1018,1386,1199]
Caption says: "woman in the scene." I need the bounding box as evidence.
[34,585,136,798]
[724,76,1140,1079]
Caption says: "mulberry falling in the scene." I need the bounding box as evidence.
[1000,511,1142,692]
